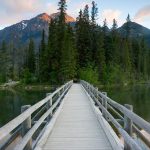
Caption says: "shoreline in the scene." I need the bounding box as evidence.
[0,80,149,91]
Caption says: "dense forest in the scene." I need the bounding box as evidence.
[0,0,150,85]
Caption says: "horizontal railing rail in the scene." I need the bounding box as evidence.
[0,80,73,150]
[81,80,150,150]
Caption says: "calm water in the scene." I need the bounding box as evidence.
[102,84,150,122]
[0,89,50,127]
[0,84,150,127]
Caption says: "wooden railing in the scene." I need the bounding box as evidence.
[0,81,73,150]
[81,80,150,150]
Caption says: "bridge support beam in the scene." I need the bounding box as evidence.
[21,105,32,150]
[124,104,133,150]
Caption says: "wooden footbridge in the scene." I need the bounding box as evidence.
[0,80,150,150]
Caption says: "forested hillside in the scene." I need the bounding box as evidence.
[0,0,150,85]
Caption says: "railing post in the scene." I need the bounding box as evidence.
[50,98,53,117]
[102,92,107,120]
[46,93,52,122]
[96,87,99,99]
[21,105,32,150]
[124,104,133,150]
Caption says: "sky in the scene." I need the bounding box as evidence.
[0,0,150,30]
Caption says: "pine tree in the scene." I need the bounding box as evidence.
[39,30,47,81]
[57,0,68,82]
[122,39,131,72]
[112,19,118,33]
[83,5,90,22]
[126,14,131,22]
[48,19,60,83]
[91,1,98,61]
[91,1,98,25]
[126,14,131,38]
[96,29,106,82]
[102,19,108,34]
[61,25,77,81]
[0,41,7,82]
[140,38,148,79]
[27,39,35,73]
[76,5,92,68]
[76,10,85,67]
[111,19,120,64]
[58,0,67,25]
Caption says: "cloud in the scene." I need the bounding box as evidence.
[102,9,122,24]
[134,5,150,23]
[0,0,58,29]
[67,1,91,20]
[1,0,42,14]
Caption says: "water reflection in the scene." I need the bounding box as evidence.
[103,84,150,122]
[0,84,150,127]
[0,89,49,127]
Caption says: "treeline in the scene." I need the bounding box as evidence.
[0,0,150,85]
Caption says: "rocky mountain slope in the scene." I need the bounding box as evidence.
[118,21,150,46]
[0,13,75,47]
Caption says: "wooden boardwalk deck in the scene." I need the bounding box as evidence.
[1,81,150,150]
[39,84,121,150]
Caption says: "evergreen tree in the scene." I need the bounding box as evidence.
[125,14,131,38]
[96,29,106,82]
[122,39,131,72]
[91,1,98,61]
[48,19,59,83]
[39,30,47,81]
[76,5,92,68]
[61,25,77,81]
[27,39,35,73]
[76,10,85,67]
[0,41,7,82]
[112,19,118,33]
[102,19,108,34]
[91,1,98,25]
[57,0,68,82]
[111,19,120,64]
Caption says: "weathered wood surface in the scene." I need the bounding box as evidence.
[0,81,72,142]
[41,84,120,150]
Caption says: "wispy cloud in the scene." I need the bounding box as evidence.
[134,5,150,23]
[101,9,122,26]
[1,0,42,14]
[0,0,58,28]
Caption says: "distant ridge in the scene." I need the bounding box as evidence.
[0,13,75,48]
[0,13,150,48]
[117,21,150,46]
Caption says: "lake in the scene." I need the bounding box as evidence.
[0,84,150,127]
[0,89,50,127]
[102,84,150,122]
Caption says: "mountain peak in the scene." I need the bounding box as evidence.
[50,12,75,23]
[118,21,150,37]
[34,12,75,23]
[36,13,51,22]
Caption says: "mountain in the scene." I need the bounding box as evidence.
[0,13,75,48]
[0,14,150,49]
[118,21,150,46]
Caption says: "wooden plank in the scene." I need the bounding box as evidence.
[14,85,71,150]
[81,80,150,135]
[42,84,114,150]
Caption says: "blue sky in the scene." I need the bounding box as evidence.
[0,0,150,29]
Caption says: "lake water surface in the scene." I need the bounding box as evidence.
[102,84,150,122]
[0,84,150,127]
[0,89,49,127]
